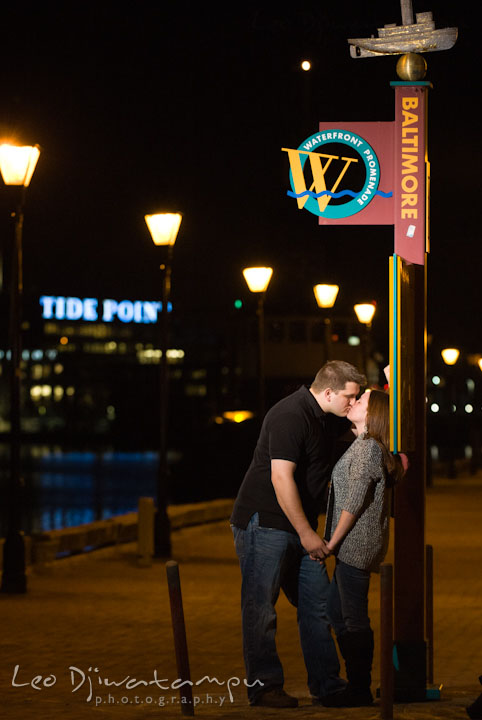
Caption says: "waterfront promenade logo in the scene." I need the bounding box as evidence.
[282,129,392,219]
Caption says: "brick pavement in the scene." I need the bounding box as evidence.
[0,472,481,719]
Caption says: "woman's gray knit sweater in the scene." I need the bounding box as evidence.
[325,433,391,572]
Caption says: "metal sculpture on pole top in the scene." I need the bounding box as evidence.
[348,0,457,58]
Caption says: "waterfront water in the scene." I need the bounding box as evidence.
[0,423,255,534]
[0,449,160,534]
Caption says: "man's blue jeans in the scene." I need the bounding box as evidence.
[327,559,372,636]
[232,513,344,702]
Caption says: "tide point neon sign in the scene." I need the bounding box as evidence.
[39,296,171,324]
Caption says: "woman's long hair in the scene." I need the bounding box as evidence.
[366,389,404,486]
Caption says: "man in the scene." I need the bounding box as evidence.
[230,360,366,708]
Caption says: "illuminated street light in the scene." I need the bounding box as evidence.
[441,348,460,366]
[145,212,182,557]
[242,267,273,294]
[354,302,376,379]
[0,142,41,594]
[354,302,376,327]
[313,284,339,309]
[243,267,273,419]
[0,144,40,186]
[313,284,339,361]
[441,347,460,478]
[145,213,182,246]
[301,60,311,71]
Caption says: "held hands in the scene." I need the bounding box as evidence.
[300,529,332,561]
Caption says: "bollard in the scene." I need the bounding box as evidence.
[426,544,434,685]
[380,563,394,720]
[137,497,154,567]
[166,560,194,716]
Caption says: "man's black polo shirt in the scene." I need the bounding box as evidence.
[230,385,349,534]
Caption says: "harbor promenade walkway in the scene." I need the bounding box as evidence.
[1,470,481,719]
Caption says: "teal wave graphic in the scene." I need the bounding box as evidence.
[287,189,393,199]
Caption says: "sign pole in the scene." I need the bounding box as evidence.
[390,81,432,700]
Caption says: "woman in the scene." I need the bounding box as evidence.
[323,389,404,708]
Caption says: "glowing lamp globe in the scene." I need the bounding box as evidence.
[145,213,182,246]
[243,267,273,293]
[313,284,339,309]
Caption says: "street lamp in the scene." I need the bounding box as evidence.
[242,267,273,420]
[313,284,339,361]
[354,302,376,327]
[145,212,182,557]
[441,347,460,478]
[354,302,376,379]
[441,348,460,366]
[0,143,41,594]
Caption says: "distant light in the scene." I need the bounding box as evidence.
[234,299,243,309]
[223,410,255,424]
[430,403,439,413]
[145,212,182,246]
[432,375,441,386]
[313,284,339,309]
[465,445,473,459]
[30,386,42,401]
[466,378,475,392]
[451,404,457,412]
[348,336,361,346]
[301,60,311,71]
[354,302,376,325]
[465,404,474,414]
[441,348,459,365]
[167,349,185,359]
[243,267,273,293]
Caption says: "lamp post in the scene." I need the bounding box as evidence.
[313,284,339,361]
[354,302,376,379]
[145,212,182,557]
[242,267,273,421]
[0,143,40,594]
[441,347,460,478]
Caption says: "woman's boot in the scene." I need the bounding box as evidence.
[322,629,374,707]
[467,676,482,719]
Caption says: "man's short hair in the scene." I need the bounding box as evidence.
[311,360,366,393]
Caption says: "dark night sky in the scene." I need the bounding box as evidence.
[0,0,480,354]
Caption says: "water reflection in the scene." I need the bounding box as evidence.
[1,447,159,534]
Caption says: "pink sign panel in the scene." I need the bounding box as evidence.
[393,84,429,265]
[316,121,395,226]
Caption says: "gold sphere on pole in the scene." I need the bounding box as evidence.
[396,52,427,81]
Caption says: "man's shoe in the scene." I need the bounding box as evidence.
[251,688,298,708]
[467,675,482,719]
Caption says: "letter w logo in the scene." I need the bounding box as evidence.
[282,149,358,212]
